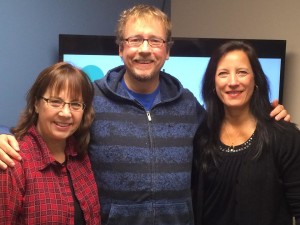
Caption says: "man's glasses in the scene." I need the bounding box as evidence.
[41,97,86,111]
[123,36,167,48]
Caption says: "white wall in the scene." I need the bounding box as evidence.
[171,0,300,126]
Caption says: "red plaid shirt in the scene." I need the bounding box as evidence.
[0,126,100,225]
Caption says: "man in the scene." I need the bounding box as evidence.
[0,4,290,225]
[89,5,204,224]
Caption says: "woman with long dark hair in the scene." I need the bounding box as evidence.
[193,41,300,225]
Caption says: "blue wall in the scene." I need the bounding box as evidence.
[0,0,170,127]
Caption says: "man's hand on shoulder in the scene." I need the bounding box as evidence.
[270,99,291,122]
[0,134,21,170]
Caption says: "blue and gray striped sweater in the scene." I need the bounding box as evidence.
[89,66,205,225]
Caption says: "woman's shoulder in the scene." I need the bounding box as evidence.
[18,133,42,159]
[271,120,300,137]
[268,121,300,159]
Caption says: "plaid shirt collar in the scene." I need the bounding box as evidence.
[26,125,78,170]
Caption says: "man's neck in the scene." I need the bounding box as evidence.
[123,73,159,94]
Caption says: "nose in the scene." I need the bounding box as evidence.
[139,40,151,52]
[59,104,72,117]
[228,73,240,86]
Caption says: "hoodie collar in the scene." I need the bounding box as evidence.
[95,65,183,103]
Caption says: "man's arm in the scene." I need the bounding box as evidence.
[0,134,21,170]
[0,100,290,170]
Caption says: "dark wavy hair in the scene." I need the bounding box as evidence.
[11,62,94,155]
[194,41,278,170]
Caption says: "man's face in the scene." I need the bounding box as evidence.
[119,17,170,89]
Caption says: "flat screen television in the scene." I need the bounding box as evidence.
[59,34,286,105]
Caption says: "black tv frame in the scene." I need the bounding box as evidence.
[59,34,286,103]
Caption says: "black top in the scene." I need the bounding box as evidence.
[203,134,252,225]
[67,169,86,225]
[194,123,300,225]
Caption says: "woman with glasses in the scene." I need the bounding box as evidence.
[0,62,100,224]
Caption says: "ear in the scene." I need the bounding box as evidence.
[165,45,170,60]
[166,50,170,60]
[119,44,123,58]
[34,100,39,114]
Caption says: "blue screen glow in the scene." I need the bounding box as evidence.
[64,54,281,105]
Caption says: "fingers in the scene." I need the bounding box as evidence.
[284,114,291,122]
[0,147,17,169]
[270,104,284,118]
[270,100,291,122]
[7,135,20,151]
[0,134,22,170]
[0,160,8,170]
[1,143,22,161]
[0,134,21,158]
[274,109,291,122]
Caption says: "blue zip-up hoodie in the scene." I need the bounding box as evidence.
[89,66,205,225]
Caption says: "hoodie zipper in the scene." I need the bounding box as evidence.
[146,111,152,121]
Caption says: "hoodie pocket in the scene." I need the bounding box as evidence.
[154,201,193,225]
[106,203,153,225]
[106,201,193,225]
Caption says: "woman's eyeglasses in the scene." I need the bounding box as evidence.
[41,97,86,111]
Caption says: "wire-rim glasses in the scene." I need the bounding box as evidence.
[123,36,167,48]
[41,97,86,111]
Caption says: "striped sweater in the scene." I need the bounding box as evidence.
[89,66,205,225]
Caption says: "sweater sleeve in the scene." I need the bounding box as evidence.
[277,124,300,218]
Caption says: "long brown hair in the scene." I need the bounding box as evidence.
[12,62,94,155]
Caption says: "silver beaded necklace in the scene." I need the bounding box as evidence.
[219,132,255,153]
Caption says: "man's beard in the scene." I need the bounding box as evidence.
[129,69,157,82]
